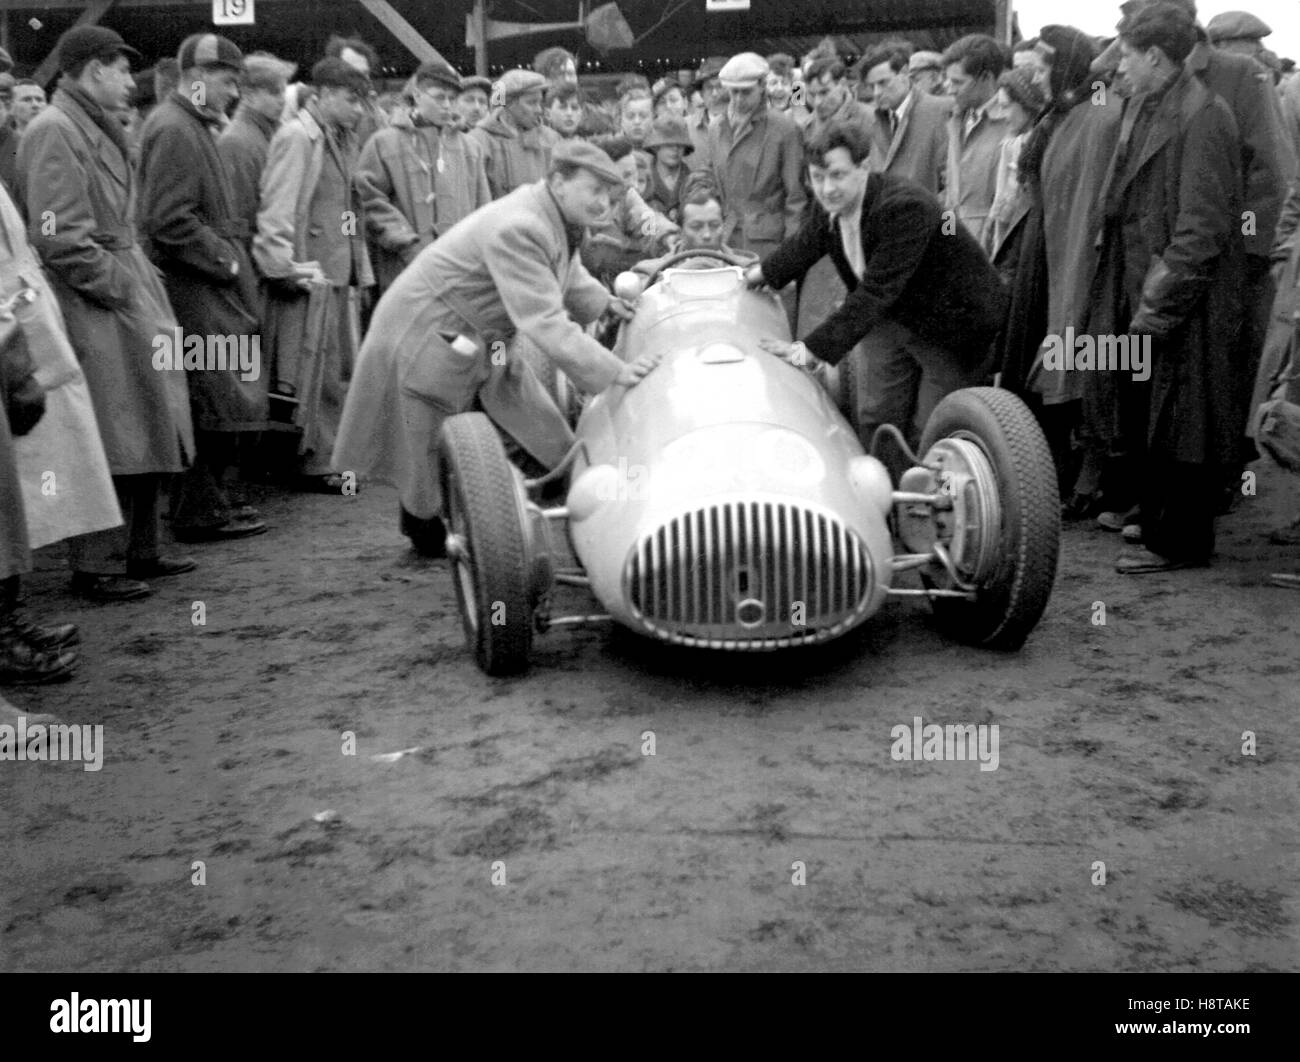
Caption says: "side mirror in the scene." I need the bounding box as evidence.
[613,271,644,302]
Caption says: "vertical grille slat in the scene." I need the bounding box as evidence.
[626,502,871,642]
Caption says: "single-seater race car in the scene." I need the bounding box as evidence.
[438,249,1059,675]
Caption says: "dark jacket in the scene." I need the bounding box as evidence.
[137,92,267,432]
[761,172,1006,367]
[1090,69,1245,465]
[0,123,18,198]
[218,104,279,241]
[1186,41,1293,261]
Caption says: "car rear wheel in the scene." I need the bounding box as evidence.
[439,413,534,675]
[917,387,1059,650]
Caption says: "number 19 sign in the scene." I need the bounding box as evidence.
[213,0,255,25]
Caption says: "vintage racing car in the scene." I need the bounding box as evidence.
[437,249,1060,675]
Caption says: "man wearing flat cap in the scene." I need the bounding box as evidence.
[689,56,728,159]
[357,58,490,292]
[456,75,492,133]
[17,25,196,601]
[138,33,269,545]
[1206,10,1271,60]
[254,56,374,492]
[469,68,560,199]
[705,53,806,276]
[335,140,663,556]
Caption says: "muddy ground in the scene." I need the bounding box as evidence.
[1,460,1297,972]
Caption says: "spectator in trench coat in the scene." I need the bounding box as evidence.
[333,141,662,556]
[138,33,269,543]
[356,58,491,294]
[1,181,120,557]
[253,57,374,489]
[1092,2,1245,573]
[17,26,194,603]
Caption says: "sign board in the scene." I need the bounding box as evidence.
[706,0,751,11]
[213,0,255,26]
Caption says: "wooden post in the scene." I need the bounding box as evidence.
[472,0,488,77]
[356,0,447,65]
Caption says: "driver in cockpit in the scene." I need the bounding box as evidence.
[632,180,757,277]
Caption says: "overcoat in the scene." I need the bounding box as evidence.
[333,181,623,518]
[866,87,952,195]
[0,183,119,549]
[706,105,806,257]
[355,110,491,290]
[15,87,193,475]
[1088,70,1245,466]
[468,111,560,200]
[218,104,279,245]
[137,92,267,432]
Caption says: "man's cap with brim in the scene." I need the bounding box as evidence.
[57,26,142,73]
[178,33,243,72]
[1206,11,1272,43]
[497,68,546,100]
[459,75,492,94]
[551,138,624,186]
[695,56,727,85]
[719,52,769,89]
[643,114,693,152]
[413,57,462,93]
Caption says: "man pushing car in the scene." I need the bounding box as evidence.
[334,139,662,556]
[744,119,1006,473]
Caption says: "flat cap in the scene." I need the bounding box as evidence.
[459,75,492,94]
[695,56,728,84]
[908,50,944,73]
[643,114,693,152]
[178,33,243,72]
[413,57,461,92]
[719,52,769,88]
[550,138,624,186]
[496,68,546,100]
[1206,11,1272,42]
[57,26,141,73]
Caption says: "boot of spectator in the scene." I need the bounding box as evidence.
[0,575,79,685]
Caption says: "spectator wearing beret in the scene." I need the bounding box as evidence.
[985,66,1047,260]
[356,58,491,292]
[468,67,560,199]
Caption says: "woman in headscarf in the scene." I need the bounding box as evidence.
[995,26,1121,511]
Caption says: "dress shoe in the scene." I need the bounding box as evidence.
[1115,547,1203,574]
[6,616,79,651]
[172,516,267,543]
[126,555,197,580]
[1097,506,1140,532]
[1267,515,1300,546]
[70,573,152,602]
[0,630,79,684]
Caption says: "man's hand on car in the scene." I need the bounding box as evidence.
[606,295,637,322]
[614,348,664,387]
[758,336,815,368]
[743,263,770,290]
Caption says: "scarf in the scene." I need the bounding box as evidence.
[60,80,132,163]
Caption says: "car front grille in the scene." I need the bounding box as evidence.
[624,501,872,648]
